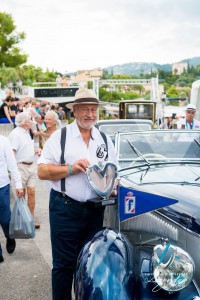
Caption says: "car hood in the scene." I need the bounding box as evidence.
[121,164,200,217]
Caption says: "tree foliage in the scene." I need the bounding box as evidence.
[0,12,28,67]
[0,64,57,87]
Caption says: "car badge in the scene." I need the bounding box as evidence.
[125,192,136,214]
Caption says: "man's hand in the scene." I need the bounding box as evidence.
[16,189,24,197]
[71,159,91,174]
[110,189,117,197]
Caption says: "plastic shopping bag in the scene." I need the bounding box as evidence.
[9,197,35,239]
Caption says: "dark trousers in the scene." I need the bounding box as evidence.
[0,184,11,256]
[49,189,105,300]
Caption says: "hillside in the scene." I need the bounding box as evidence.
[104,56,200,76]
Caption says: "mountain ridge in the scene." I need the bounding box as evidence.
[104,56,200,76]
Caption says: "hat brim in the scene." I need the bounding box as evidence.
[66,102,106,110]
[184,107,196,111]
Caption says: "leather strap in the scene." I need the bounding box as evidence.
[60,127,67,192]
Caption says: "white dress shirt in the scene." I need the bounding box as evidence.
[8,127,35,163]
[177,118,200,129]
[0,135,22,189]
[38,120,118,202]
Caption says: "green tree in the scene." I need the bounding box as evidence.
[0,12,28,67]
[166,86,179,98]
[133,84,145,95]
[0,66,18,87]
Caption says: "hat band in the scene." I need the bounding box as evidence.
[74,97,99,104]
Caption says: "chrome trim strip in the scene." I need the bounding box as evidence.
[156,211,200,238]
[156,211,188,230]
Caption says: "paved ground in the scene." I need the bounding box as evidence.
[0,179,52,300]
[0,120,72,300]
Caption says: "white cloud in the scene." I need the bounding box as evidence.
[1,0,200,72]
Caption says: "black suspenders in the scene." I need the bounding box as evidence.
[60,127,67,193]
[60,126,108,193]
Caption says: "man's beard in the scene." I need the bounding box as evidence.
[76,119,95,130]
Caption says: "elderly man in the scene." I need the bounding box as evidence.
[0,135,23,263]
[177,104,200,129]
[38,88,118,300]
[8,112,40,229]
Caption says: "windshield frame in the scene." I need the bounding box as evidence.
[115,129,200,168]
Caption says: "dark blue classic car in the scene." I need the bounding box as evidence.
[75,130,200,299]
[105,130,200,293]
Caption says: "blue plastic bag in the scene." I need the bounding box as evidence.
[9,197,35,239]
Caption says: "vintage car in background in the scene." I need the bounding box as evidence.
[101,129,200,298]
[95,119,152,143]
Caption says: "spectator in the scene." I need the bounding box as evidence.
[23,100,31,113]
[38,103,46,116]
[0,135,24,263]
[37,88,118,300]
[30,114,45,149]
[40,111,60,148]
[9,98,18,118]
[8,112,40,229]
[35,102,41,114]
[45,104,51,114]
[39,114,46,130]
[0,96,15,124]
[17,99,25,114]
[58,106,66,120]
[176,104,200,129]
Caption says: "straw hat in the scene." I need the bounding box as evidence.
[66,88,105,110]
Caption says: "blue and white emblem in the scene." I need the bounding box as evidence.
[125,192,136,214]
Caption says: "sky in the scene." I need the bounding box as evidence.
[1,0,200,73]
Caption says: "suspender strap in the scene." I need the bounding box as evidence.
[60,127,108,192]
[60,127,67,192]
[100,131,108,161]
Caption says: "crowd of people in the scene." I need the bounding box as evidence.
[0,89,70,261]
[0,89,68,125]
[0,88,118,300]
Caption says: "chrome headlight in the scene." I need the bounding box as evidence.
[152,244,195,292]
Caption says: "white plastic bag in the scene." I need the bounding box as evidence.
[9,197,35,239]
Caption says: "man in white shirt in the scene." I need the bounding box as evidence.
[8,112,40,229]
[38,89,118,300]
[176,104,200,129]
[0,135,23,263]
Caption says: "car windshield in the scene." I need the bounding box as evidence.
[98,123,151,137]
[116,130,200,168]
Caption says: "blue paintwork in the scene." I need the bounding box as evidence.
[75,228,135,300]
[75,228,200,299]
[121,164,200,233]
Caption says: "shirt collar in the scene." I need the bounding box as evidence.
[17,126,29,134]
[71,120,82,137]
